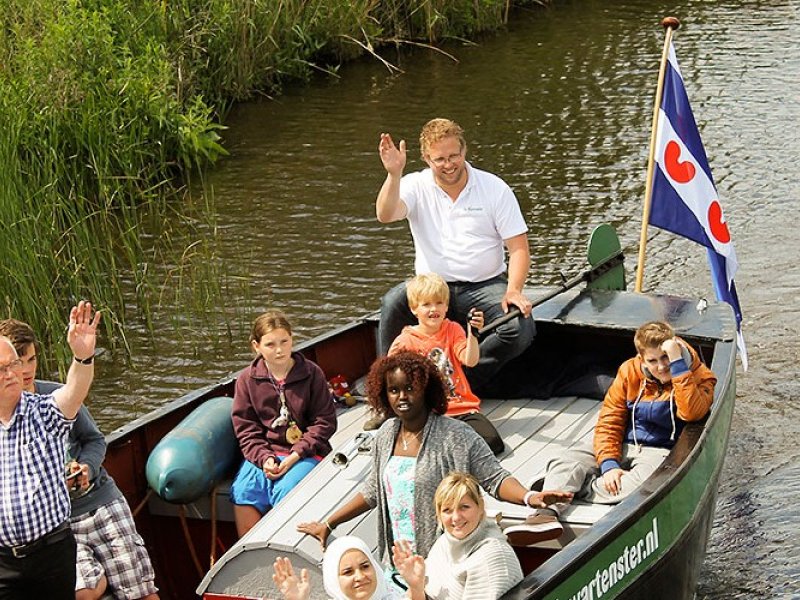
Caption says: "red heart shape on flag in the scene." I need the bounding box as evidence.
[664,140,696,184]
[708,200,731,244]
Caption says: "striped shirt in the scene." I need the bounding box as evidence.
[0,391,73,547]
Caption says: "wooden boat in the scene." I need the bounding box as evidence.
[102,231,737,600]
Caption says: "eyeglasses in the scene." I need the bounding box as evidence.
[0,359,24,376]
[429,151,464,168]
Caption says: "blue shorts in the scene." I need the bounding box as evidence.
[229,455,320,514]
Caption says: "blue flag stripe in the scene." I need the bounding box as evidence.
[707,249,744,328]
[649,41,747,369]
[660,61,715,184]
[650,169,714,248]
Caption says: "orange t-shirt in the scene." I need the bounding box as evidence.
[388,319,481,416]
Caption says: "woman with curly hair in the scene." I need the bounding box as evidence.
[298,351,570,590]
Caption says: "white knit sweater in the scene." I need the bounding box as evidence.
[424,519,523,600]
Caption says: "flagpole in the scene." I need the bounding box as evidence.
[635,16,681,292]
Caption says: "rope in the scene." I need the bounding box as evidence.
[209,484,218,569]
[178,504,204,578]
[131,489,154,518]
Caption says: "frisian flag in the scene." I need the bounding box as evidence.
[649,42,748,369]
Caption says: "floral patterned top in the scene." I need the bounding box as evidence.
[383,456,417,551]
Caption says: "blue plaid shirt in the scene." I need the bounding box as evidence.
[0,391,74,547]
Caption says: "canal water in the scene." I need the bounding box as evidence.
[86,0,799,597]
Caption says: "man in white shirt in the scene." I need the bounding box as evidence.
[375,118,535,396]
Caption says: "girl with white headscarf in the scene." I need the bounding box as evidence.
[272,536,403,600]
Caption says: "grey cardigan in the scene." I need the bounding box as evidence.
[360,413,510,564]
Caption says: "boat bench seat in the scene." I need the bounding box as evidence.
[482,396,612,540]
[150,396,609,534]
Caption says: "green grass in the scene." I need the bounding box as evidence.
[0,0,548,369]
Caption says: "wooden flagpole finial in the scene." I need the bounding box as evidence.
[661,17,681,30]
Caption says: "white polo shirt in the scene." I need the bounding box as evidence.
[400,162,528,282]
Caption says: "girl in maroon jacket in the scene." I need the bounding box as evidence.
[230,310,337,536]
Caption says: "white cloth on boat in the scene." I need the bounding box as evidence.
[322,535,400,600]
[542,439,670,507]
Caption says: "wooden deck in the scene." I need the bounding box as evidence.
[196,394,611,598]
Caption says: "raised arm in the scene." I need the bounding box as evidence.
[376,133,409,223]
[53,301,101,419]
[663,338,716,421]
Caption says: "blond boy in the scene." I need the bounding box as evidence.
[388,273,504,454]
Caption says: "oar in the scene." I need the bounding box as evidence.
[478,249,624,337]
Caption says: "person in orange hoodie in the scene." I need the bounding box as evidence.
[388,272,504,455]
[505,321,716,546]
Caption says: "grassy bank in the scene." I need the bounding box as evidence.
[0,0,545,367]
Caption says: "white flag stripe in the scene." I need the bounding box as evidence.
[655,111,739,284]
[668,44,680,76]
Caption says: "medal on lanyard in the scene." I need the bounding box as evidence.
[269,374,302,444]
[285,422,302,444]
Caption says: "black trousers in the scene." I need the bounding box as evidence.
[454,411,505,455]
[0,531,77,600]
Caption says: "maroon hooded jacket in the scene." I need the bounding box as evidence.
[231,351,337,466]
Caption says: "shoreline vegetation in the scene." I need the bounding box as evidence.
[0,0,550,370]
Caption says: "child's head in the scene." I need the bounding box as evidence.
[250,310,293,365]
[323,536,386,600]
[250,310,293,344]
[634,321,677,384]
[434,472,485,540]
[406,273,449,310]
[633,321,675,355]
[365,351,448,418]
[0,319,39,392]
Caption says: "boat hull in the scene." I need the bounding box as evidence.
[100,289,737,600]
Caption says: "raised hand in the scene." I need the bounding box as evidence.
[67,301,101,360]
[393,540,426,598]
[378,133,407,177]
[660,338,683,362]
[272,557,311,600]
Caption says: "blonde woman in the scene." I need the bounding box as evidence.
[394,472,523,600]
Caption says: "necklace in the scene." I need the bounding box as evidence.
[400,426,423,451]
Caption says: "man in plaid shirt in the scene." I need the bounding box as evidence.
[0,301,101,599]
